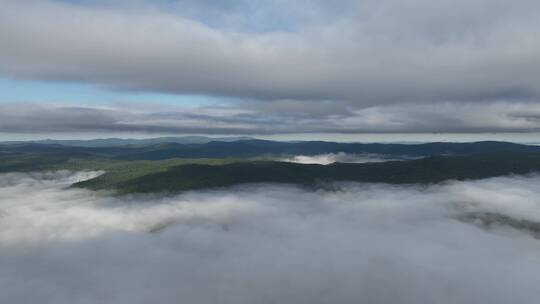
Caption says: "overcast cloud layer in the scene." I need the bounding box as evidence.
[1,0,540,135]
[2,172,540,303]
[2,101,540,135]
[2,0,540,103]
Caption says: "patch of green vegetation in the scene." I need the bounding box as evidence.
[460,212,540,238]
[0,154,244,193]
[70,158,245,193]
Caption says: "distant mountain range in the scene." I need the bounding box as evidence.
[1,139,540,160]
[0,136,255,147]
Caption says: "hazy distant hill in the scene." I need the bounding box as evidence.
[0,136,254,147]
[117,140,540,160]
[2,139,540,160]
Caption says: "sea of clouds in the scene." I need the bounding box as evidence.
[1,171,540,303]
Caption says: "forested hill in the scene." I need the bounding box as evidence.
[3,140,540,194]
[74,151,540,194]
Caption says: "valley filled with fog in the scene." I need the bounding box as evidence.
[2,171,540,304]
[279,153,418,164]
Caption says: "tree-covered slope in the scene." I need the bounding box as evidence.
[74,151,540,194]
[4,140,540,194]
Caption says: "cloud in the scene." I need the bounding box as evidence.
[2,101,540,135]
[2,0,540,136]
[1,0,540,104]
[278,152,416,164]
[2,172,540,303]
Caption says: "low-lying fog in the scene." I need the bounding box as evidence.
[1,171,540,304]
[279,152,417,164]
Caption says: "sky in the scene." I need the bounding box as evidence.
[1,0,540,140]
